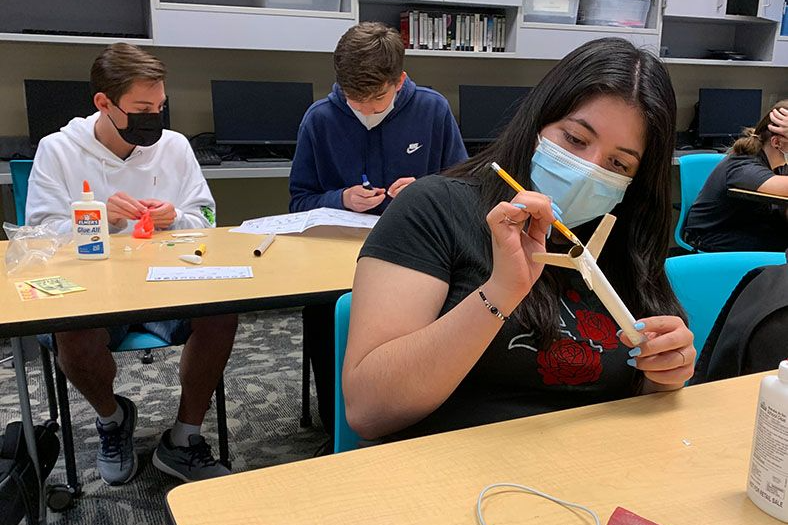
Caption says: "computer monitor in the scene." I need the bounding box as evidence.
[211,80,314,145]
[24,79,172,145]
[459,85,532,142]
[698,88,762,138]
[24,80,95,145]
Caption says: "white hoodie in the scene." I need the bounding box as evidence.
[26,112,216,235]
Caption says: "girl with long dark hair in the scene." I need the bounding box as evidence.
[343,38,696,442]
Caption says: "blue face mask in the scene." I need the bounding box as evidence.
[530,136,632,228]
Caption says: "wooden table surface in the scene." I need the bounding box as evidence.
[729,187,788,205]
[0,226,366,337]
[167,372,780,525]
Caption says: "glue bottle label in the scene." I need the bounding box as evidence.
[74,209,105,255]
[749,400,788,509]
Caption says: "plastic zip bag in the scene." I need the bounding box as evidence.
[3,222,71,276]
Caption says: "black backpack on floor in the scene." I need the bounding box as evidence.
[0,421,60,525]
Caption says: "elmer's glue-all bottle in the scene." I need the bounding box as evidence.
[748,361,788,521]
[71,180,110,260]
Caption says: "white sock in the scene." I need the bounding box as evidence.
[97,402,123,426]
[171,420,201,448]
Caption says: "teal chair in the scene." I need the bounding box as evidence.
[665,252,786,354]
[675,153,725,252]
[9,160,33,226]
[10,160,229,509]
[334,292,360,453]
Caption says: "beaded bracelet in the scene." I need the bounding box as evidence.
[477,288,510,322]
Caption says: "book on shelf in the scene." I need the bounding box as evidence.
[399,9,507,53]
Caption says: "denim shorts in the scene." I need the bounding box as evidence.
[38,319,192,351]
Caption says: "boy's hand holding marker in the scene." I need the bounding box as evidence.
[343,174,385,212]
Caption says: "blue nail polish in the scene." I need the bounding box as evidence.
[627,358,638,368]
[628,347,641,357]
[513,203,527,209]
[551,202,563,215]
[634,322,646,331]
[615,329,623,337]
[546,225,553,237]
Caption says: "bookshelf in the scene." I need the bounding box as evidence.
[360,1,518,54]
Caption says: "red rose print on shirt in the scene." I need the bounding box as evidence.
[566,288,581,303]
[537,339,602,386]
[576,310,619,350]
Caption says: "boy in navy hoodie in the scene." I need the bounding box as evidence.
[289,22,467,440]
[289,22,467,214]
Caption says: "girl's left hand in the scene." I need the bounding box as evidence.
[619,316,696,390]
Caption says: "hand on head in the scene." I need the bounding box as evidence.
[768,107,788,138]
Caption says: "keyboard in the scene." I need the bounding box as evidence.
[194,147,222,166]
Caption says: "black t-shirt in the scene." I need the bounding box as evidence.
[683,152,787,252]
[359,175,639,441]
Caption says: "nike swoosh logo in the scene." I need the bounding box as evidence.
[406,144,423,154]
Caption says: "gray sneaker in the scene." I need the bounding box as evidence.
[152,430,230,482]
[95,395,138,486]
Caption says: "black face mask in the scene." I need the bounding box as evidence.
[108,103,163,147]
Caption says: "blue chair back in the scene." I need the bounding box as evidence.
[334,292,360,453]
[9,160,33,226]
[675,154,725,252]
[665,252,786,353]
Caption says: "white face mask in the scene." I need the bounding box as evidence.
[348,95,395,131]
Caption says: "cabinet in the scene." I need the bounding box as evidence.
[774,37,788,64]
[152,0,354,51]
[664,0,725,19]
[757,0,785,22]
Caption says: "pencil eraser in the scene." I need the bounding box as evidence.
[179,254,202,265]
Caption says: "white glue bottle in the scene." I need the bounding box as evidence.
[748,361,788,521]
[71,180,110,260]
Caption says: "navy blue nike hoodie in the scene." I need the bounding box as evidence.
[289,77,467,214]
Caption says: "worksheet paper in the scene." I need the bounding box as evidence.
[229,208,379,235]
[146,266,254,282]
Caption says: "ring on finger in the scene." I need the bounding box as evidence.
[674,349,686,366]
[503,215,521,226]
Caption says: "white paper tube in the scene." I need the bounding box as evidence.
[568,245,644,346]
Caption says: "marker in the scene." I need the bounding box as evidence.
[361,174,374,191]
[489,162,582,246]
[253,234,276,257]
[194,243,207,256]
[179,254,202,265]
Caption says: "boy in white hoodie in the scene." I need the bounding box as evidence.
[26,43,237,485]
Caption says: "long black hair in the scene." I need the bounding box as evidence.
[445,38,684,345]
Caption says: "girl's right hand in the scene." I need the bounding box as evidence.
[484,191,555,310]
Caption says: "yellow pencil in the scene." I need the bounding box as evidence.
[489,162,581,246]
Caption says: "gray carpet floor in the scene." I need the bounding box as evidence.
[0,309,328,524]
